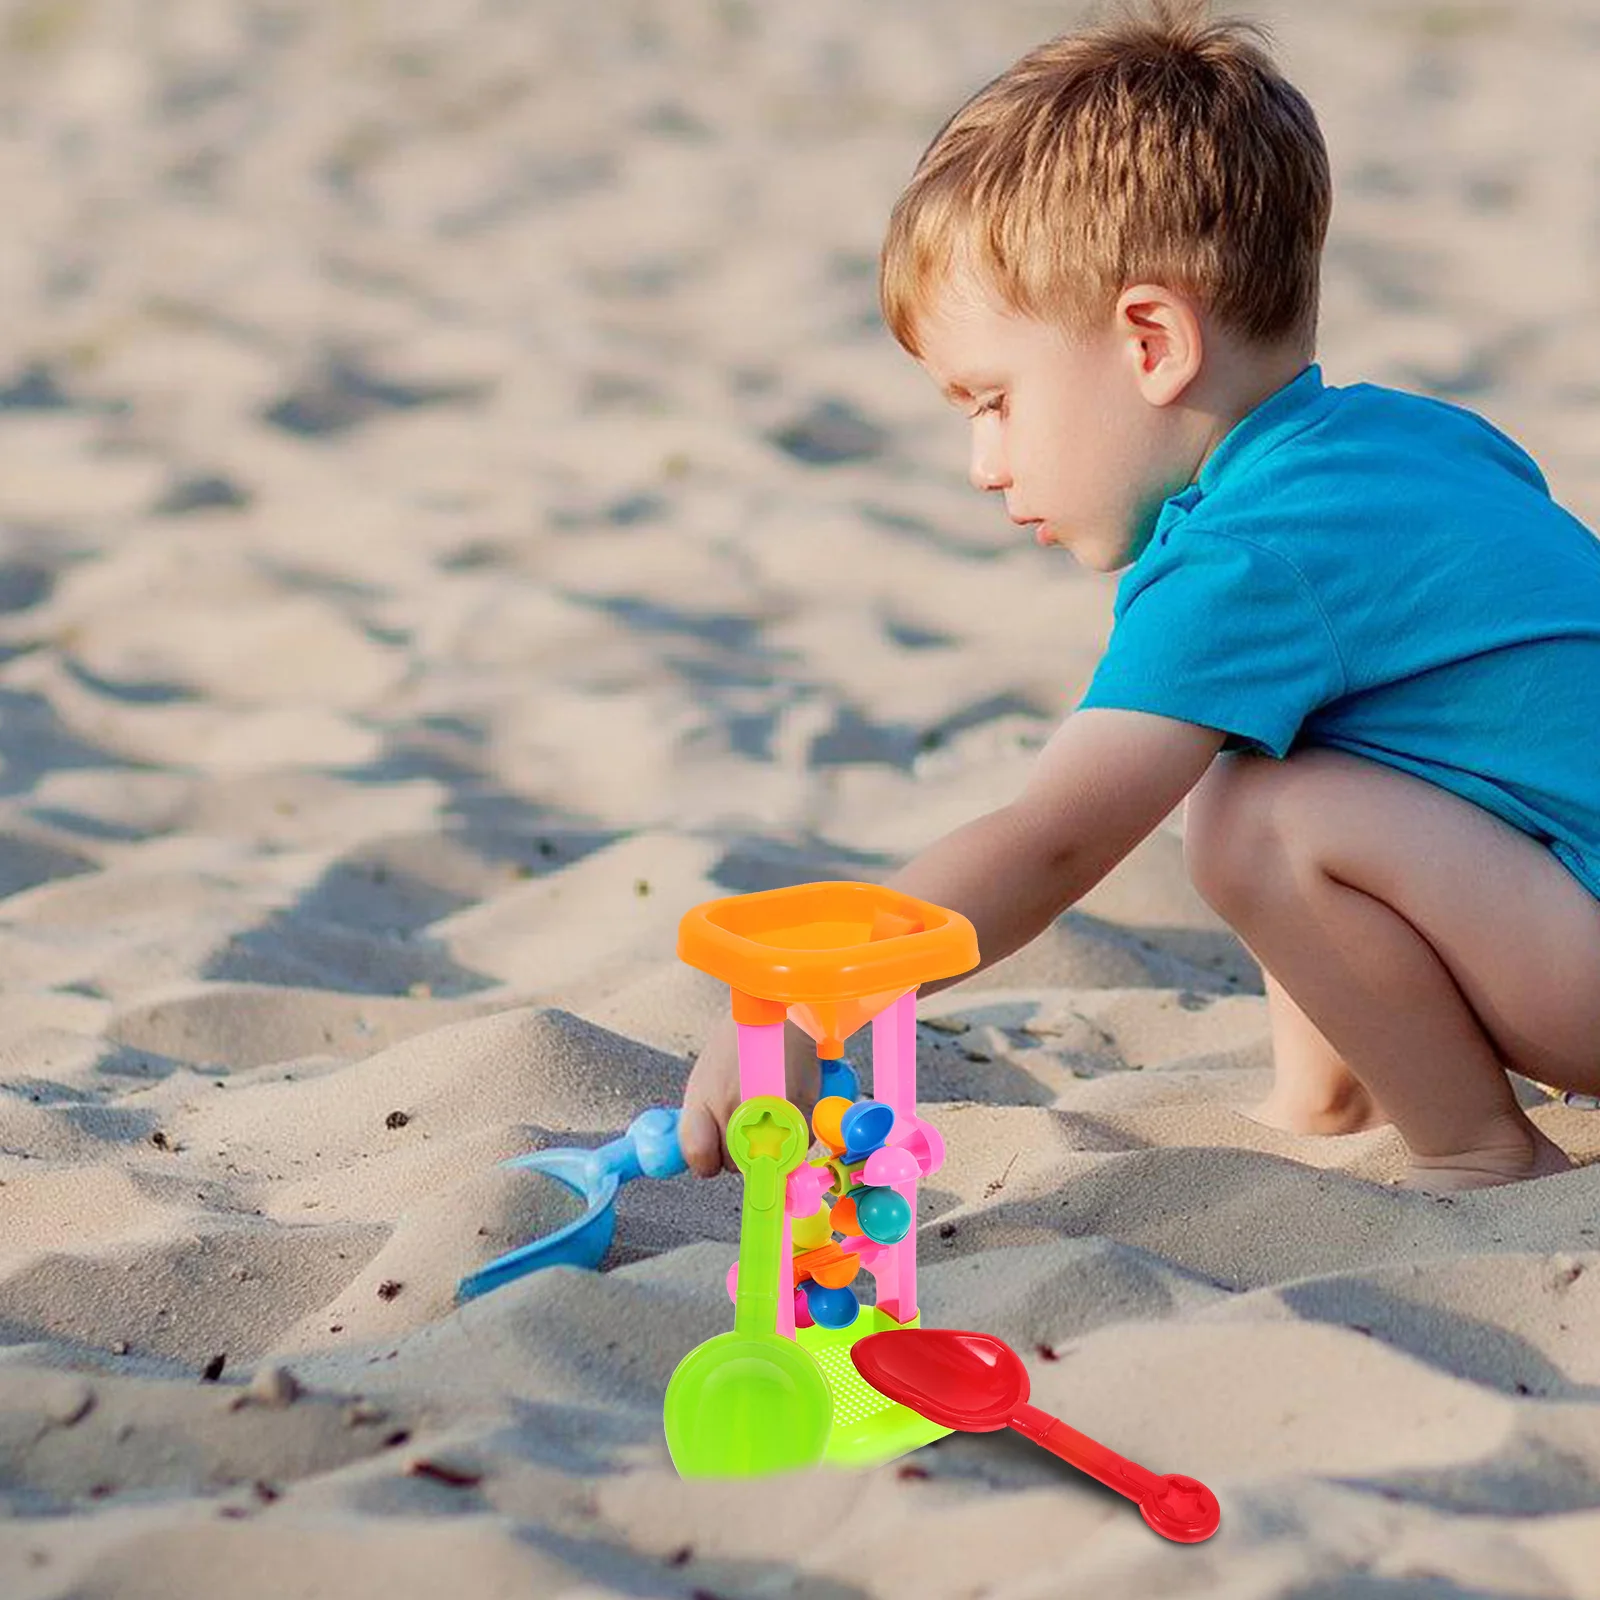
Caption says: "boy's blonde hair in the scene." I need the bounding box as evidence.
[881,0,1330,357]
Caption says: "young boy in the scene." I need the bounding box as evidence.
[679,1,1600,1193]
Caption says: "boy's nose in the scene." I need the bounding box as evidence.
[969,444,1010,493]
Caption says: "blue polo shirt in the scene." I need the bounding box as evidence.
[1078,364,1600,900]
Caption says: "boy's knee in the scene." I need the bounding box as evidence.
[1183,752,1284,908]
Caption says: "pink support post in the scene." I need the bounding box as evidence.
[870,988,920,1323]
[735,1020,786,1099]
[734,1018,795,1338]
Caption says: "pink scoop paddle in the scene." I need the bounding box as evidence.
[852,1327,1220,1543]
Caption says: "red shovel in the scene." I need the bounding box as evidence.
[852,1327,1220,1543]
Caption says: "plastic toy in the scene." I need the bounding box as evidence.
[662,1096,834,1476]
[1530,1076,1600,1111]
[851,1327,1221,1543]
[456,1107,686,1302]
[666,879,980,1476]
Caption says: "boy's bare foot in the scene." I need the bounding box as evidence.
[1401,1123,1574,1193]
[1240,1085,1390,1136]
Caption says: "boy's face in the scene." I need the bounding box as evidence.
[912,276,1188,572]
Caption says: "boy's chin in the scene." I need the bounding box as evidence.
[1041,518,1142,571]
[1073,541,1127,574]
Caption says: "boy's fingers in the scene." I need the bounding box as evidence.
[679,1103,724,1179]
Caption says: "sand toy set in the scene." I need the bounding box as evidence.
[664,880,980,1477]
[458,878,1219,1540]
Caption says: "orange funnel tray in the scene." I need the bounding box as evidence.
[677,881,980,1057]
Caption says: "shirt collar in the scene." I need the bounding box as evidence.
[1194,362,1334,497]
[1134,363,1336,561]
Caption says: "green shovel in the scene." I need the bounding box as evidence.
[663,1095,833,1477]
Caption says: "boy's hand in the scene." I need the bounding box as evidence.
[678,1015,743,1177]
[679,1013,820,1178]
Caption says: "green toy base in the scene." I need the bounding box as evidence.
[794,1305,952,1469]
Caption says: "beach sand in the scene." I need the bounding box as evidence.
[2,2,1600,1596]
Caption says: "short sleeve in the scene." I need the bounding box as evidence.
[1078,529,1347,758]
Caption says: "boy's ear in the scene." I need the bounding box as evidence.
[1114,284,1203,407]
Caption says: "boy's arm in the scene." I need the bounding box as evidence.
[679,708,1224,1176]
[882,709,1226,1000]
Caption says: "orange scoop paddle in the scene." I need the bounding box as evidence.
[851,1328,1219,1543]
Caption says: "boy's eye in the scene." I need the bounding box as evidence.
[969,395,1005,419]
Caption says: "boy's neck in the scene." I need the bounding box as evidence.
[1186,336,1314,484]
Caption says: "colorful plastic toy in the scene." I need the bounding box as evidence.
[852,1327,1222,1543]
[667,879,980,1476]
[663,1097,835,1477]
[455,1107,686,1302]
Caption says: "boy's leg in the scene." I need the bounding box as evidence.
[1184,746,1600,1191]
[1250,969,1389,1134]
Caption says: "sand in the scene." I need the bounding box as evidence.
[2,1,1599,1596]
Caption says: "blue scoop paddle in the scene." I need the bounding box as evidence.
[456,1058,860,1303]
[456,1106,686,1302]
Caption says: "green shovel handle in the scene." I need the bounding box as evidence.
[726,1096,809,1341]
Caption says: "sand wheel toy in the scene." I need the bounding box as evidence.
[665,880,980,1476]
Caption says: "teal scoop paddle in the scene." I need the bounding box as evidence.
[663,1096,832,1477]
[457,1107,685,1303]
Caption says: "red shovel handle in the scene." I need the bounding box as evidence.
[1010,1403,1153,1498]
[1009,1403,1221,1543]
